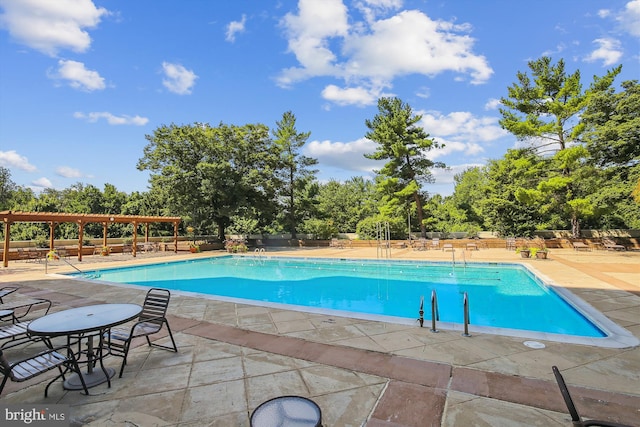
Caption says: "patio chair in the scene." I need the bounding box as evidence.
[413,238,428,251]
[15,248,31,262]
[0,345,88,397]
[430,238,440,250]
[104,288,178,378]
[0,299,52,349]
[552,366,631,427]
[505,237,517,250]
[0,286,19,303]
[1,296,52,321]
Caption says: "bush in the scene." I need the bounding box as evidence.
[299,219,338,240]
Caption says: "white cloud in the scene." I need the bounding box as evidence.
[584,38,623,66]
[226,14,246,42]
[617,0,640,38]
[31,177,53,189]
[0,0,108,56]
[161,62,198,95]
[417,110,509,160]
[306,138,382,173]
[597,9,611,18]
[0,150,37,172]
[50,59,106,91]
[55,166,83,178]
[278,4,493,106]
[321,84,381,106]
[73,111,148,125]
[484,98,501,110]
[278,0,349,87]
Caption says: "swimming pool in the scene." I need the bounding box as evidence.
[66,255,638,346]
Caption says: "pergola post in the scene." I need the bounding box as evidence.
[102,222,108,248]
[173,221,179,253]
[77,221,84,262]
[3,220,10,268]
[48,222,56,250]
[132,221,138,257]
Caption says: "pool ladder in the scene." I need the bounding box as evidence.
[418,290,471,337]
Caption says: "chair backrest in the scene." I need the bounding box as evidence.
[552,366,582,422]
[139,288,171,325]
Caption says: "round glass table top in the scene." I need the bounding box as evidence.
[250,395,321,427]
[28,303,141,336]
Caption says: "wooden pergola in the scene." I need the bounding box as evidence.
[1,211,182,267]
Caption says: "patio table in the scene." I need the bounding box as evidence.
[28,303,141,390]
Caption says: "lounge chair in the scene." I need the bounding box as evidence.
[571,241,591,251]
[442,243,454,252]
[104,288,178,378]
[552,366,632,427]
[602,238,626,251]
[466,242,479,251]
[505,237,516,250]
[0,345,88,396]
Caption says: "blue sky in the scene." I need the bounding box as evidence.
[1,0,638,197]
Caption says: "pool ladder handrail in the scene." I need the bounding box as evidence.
[462,291,471,337]
[430,290,439,333]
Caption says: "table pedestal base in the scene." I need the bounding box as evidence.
[64,367,115,390]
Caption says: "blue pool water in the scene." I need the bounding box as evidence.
[70,256,607,338]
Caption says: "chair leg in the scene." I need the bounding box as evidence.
[118,339,132,378]
[0,375,8,395]
[148,322,178,352]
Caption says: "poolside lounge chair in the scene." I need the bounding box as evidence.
[505,237,516,250]
[602,238,626,251]
[466,242,479,251]
[552,366,631,427]
[442,243,454,252]
[0,345,88,397]
[413,238,428,250]
[104,288,178,378]
[571,241,591,251]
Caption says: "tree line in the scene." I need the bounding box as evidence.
[1,57,638,243]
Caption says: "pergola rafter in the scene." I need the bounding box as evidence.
[1,211,182,267]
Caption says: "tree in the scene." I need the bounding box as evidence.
[582,79,639,168]
[477,149,545,237]
[499,57,621,237]
[315,177,377,233]
[272,111,317,239]
[0,166,17,211]
[139,122,278,240]
[364,97,445,238]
